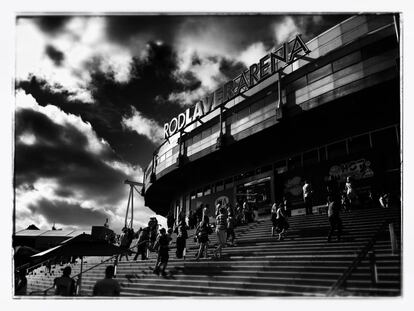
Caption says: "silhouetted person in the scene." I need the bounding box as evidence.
[167,210,175,230]
[153,228,171,277]
[188,210,196,229]
[54,266,76,296]
[252,201,259,222]
[176,221,188,259]
[118,227,134,261]
[15,269,27,296]
[379,193,390,208]
[104,218,109,228]
[303,180,313,215]
[275,203,289,240]
[93,265,120,296]
[271,202,278,237]
[196,204,204,223]
[345,176,357,210]
[195,219,212,260]
[148,217,159,250]
[327,195,343,242]
[227,211,236,246]
[213,207,227,259]
[134,227,149,260]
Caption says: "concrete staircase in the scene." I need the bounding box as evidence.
[26,206,401,297]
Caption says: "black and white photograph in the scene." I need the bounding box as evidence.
[6,2,408,303]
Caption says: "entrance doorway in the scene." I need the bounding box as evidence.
[236,177,272,209]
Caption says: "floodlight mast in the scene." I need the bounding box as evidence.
[124,179,144,229]
[124,180,144,187]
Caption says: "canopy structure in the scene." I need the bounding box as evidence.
[31,233,128,295]
[14,245,39,268]
[31,233,126,259]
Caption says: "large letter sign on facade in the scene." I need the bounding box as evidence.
[163,34,310,140]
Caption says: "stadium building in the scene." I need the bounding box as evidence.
[143,14,400,220]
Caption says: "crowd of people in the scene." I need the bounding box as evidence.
[14,174,399,297]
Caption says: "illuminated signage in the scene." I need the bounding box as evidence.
[164,34,310,139]
[329,158,374,181]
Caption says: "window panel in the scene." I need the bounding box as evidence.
[250,98,265,114]
[237,107,250,121]
[332,51,362,72]
[286,75,307,94]
[196,189,203,198]
[288,155,302,171]
[225,177,234,189]
[204,186,212,196]
[371,127,398,149]
[327,141,347,160]
[307,64,333,84]
[215,181,224,192]
[348,134,371,154]
[303,149,319,167]
[201,127,212,139]
[192,133,202,144]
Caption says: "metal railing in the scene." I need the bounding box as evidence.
[326,218,397,296]
[27,239,144,296]
[16,256,56,274]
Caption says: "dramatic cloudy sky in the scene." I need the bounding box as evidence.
[14,14,350,233]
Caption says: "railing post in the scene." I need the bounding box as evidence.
[76,256,83,296]
[369,250,378,285]
[114,256,118,278]
[389,222,397,255]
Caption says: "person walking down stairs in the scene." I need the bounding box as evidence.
[195,219,212,260]
[118,227,134,262]
[213,207,227,259]
[176,220,188,259]
[153,228,171,277]
[134,227,149,261]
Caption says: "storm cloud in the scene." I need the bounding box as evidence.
[14,13,351,232]
[15,107,132,206]
[45,44,65,66]
[28,198,109,227]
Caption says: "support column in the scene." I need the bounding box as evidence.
[276,71,283,120]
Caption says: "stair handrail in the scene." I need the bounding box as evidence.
[27,238,148,296]
[326,218,391,296]
[27,222,241,296]
[16,256,56,274]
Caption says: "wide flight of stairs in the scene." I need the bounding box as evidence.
[26,206,401,297]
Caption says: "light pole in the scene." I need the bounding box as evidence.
[124,180,144,229]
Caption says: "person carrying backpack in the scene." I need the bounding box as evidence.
[153,228,171,277]
[195,219,212,260]
[118,227,134,262]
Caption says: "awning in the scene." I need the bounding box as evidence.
[31,233,126,259]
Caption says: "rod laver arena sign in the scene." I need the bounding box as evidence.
[164,34,310,139]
